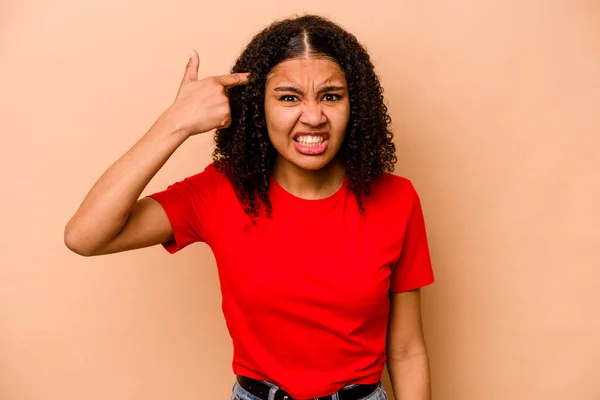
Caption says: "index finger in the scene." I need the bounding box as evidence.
[216,72,250,88]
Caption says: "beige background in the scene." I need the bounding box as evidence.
[1,0,599,399]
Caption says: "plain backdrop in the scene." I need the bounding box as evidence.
[1,0,599,399]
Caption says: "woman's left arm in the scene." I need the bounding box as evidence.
[386,289,431,400]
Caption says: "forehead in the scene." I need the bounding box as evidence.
[266,57,346,86]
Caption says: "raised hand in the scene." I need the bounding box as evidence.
[169,49,249,136]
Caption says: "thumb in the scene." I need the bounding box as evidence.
[181,49,199,84]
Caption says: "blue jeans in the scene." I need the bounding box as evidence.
[230,381,388,400]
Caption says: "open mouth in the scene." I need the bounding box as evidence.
[294,135,326,146]
[293,132,330,155]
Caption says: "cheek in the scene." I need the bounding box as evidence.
[265,106,301,134]
[327,107,350,133]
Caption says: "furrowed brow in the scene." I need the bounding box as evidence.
[273,85,346,95]
[274,86,304,95]
[319,85,346,93]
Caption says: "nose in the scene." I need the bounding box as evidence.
[299,101,327,127]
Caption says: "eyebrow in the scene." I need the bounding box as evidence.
[273,85,346,95]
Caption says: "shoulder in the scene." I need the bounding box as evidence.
[177,162,226,187]
[159,162,231,200]
[360,172,422,218]
[361,173,428,232]
[368,172,419,202]
[189,162,222,179]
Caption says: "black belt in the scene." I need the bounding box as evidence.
[236,376,379,400]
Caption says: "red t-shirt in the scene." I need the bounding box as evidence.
[148,163,434,398]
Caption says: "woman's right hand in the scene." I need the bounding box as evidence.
[167,49,249,137]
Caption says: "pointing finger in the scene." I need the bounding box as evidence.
[216,72,250,89]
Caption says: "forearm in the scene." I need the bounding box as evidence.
[65,110,188,252]
[387,350,431,400]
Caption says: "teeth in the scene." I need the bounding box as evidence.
[297,135,324,144]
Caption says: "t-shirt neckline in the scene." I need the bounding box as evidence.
[269,175,348,208]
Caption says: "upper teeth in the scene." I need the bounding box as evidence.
[297,135,324,144]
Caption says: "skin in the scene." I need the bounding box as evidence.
[264,57,350,200]
[64,49,430,399]
[387,290,432,400]
[63,50,249,256]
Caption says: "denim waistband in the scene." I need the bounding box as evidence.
[230,380,387,400]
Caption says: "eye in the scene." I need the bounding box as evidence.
[322,93,342,101]
[279,95,299,102]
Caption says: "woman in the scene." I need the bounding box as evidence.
[65,14,434,400]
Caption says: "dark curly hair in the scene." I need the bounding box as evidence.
[213,14,397,217]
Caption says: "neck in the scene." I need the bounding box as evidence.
[272,157,347,200]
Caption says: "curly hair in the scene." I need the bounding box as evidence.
[213,14,397,217]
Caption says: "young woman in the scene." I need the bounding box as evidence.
[65,14,434,400]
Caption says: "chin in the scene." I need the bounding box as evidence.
[274,142,343,173]
[289,154,337,171]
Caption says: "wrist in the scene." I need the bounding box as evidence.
[157,107,194,138]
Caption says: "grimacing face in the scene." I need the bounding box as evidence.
[264,57,350,172]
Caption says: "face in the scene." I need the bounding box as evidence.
[264,57,350,172]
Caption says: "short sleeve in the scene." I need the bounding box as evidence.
[390,183,435,293]
[146,163,222,254]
